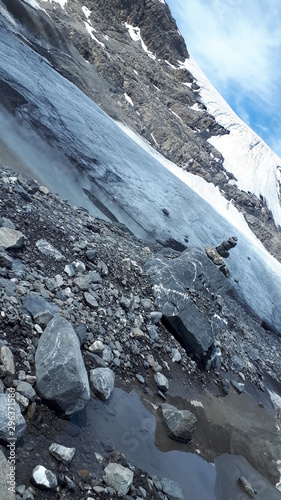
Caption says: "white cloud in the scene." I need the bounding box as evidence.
[166,0,281,155]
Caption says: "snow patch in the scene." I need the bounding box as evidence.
[171,110,183,122]
[150,133,159,146]
[84,22,105,48]
[180,57,281,227]
[189,103,203,112]
[22,0,42,9]
[40,0,67,8]
[190,400,204,408]
[82,6,91,19]
[124,93,134,107]
[125,23,156,60]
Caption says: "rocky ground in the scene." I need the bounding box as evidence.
[0,165,281,499]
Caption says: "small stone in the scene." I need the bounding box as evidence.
[39,186,49,195]
[136,374,145,384]
[15,392,29,410]
[89,340,104,354]
[31,465,57,490]
[149,312,162,324]
[90,368,115,400]
[146,325,158,340]
[231,380,244,393]
[103,463,134,495]
[49,443,76,465]
[16,381,37,402]
[238,476,255,498]
[84,292,99,309]
[154,373,169,392]
[171,349,181,362]
[0,346,15,377]
[205,245,224,266]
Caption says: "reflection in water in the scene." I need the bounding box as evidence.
[60,389,217,500]
[215,454,281,500]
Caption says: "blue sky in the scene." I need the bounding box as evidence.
[166,0,281,157]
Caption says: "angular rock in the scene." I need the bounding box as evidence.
[238,476,256,498]
[154,372,169,392]
[49,443,76,465]
[163,299,214,357]
[205,245,224,266]
[0,227,25,250]
[103,463,133,495]
[160,403,197,442]
[161,477,184,500]
[33,310,54,328]
[35,316,90,415]
[0,346,15,378]
[22,292,59,319]
[84,292,99,309]
[0,251,13,268]
[0,449,15,499]
[90,367,115,401]
[16,381,37,402]
[31,465,57,490]
[35,239,64,260]
[0,393,26,441]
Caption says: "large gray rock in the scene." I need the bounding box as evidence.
[0,449,15,499]
[35,316,90,415]
[90,368,115,401]
[160,403,197,442]
[103,463,133,495]
[0,227,25,250]
[145,248,229,360]
[0,394,26,441]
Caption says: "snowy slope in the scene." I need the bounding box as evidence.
[181,57,281,227]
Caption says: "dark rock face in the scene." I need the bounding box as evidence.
[145,247,229,362]
[162,300,214,357]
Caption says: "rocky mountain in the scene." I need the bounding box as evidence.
[0,0,281,499]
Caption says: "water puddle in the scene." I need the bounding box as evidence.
[52,386,281,499]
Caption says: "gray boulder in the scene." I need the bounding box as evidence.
[160,403,197,442]
[103,463,133,495]
[90,368,115,401]
[0,394,26,441]
[0,227,25,249]
[35,316,90,415]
